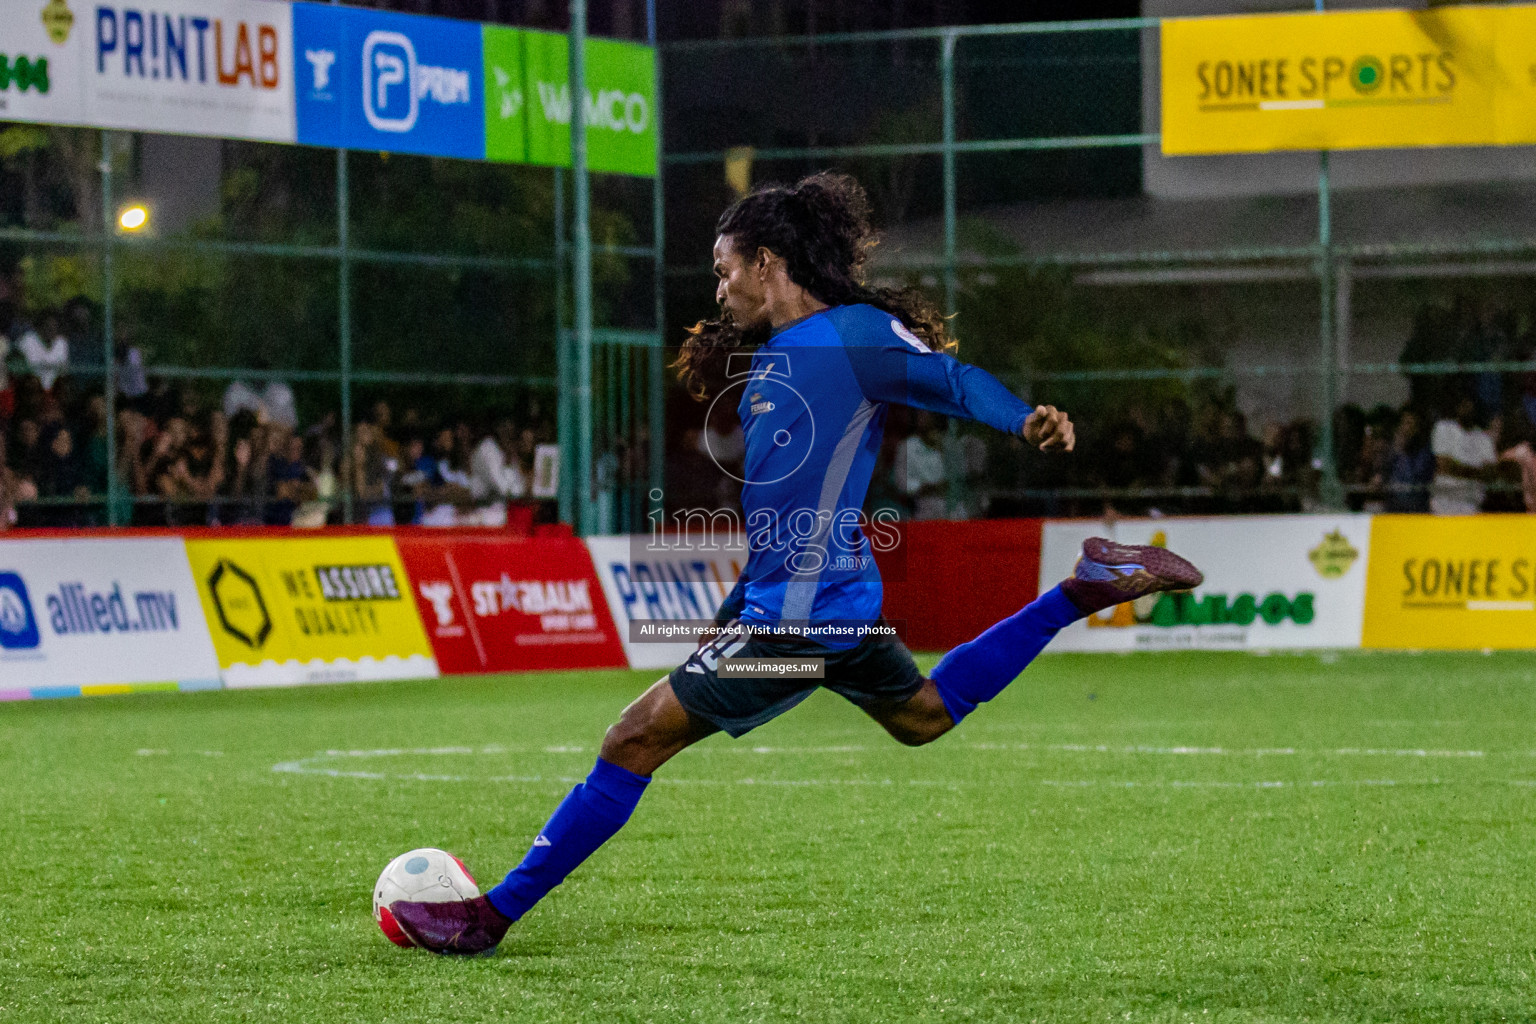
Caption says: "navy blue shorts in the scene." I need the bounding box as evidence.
[668,619,925,738]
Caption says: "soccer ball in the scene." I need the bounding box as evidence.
[372,848,480,947]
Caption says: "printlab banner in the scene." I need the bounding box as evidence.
[0,538,221,695]
[584,535,746,670]
[185,535,437,688]
[2,0,296,142]
[2,1,656,174]
[1038,516,1372,651]
[1363,514,1536,650]
[1161,4,1536,155]
[397,534,626,675]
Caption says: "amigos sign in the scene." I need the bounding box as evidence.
[1038,517,1372,652]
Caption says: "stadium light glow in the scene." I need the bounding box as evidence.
[118,205,149,232]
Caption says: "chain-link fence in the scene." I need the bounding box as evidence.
[659,19,1536,521]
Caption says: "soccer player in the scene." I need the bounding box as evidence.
[390,173,1203,954]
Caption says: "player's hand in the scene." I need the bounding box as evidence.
[1022,405,1075,452]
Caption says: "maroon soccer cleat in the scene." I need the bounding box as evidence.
[1058,537,1204,617]
[389,895,512,956]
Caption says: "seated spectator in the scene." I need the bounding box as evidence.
[35,425,90,527]
[265,431,313,526]
[223,377,265,421]
[350,421,395,526]
[146,417,198,526]
[1430,397,1498,515]
[10,418,42,485]
[220,424,270,526]
[0,331,12,424]
[17,314,68,392]
[261,375,298,432]
[469,418,528,504]
[291,434,338,528]
[895,412,948,520]
[1384,410,1435,513]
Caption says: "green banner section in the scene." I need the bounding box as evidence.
[516,30,657,177]
[483,26,530,165]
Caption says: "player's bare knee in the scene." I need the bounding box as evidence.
[601,710,658,762]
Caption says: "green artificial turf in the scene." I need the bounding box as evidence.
[2,651,1535,1023]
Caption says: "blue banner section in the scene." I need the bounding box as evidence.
[292,2,484,159]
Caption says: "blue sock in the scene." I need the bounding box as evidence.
[929,585,1082,725]
[486,757,651,921]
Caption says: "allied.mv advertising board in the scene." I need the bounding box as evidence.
[1038,516,1372,651]
[185,535,437,688]
[0,538,221,696]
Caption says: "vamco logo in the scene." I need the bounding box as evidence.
[0,573,42,651]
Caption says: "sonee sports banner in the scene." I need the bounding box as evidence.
[1,0,656,175]
[1161,4,1536,154]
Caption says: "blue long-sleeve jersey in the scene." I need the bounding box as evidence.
[723,303,1031,648]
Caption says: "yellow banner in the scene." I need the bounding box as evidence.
[1362,515,1536,650]
[185,536,437,687]
[1161,5,1536,155]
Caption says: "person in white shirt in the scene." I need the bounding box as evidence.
[260,378,298,430]
[894,412,949,520]
[1430,396,1499,515]
[223,379,264,420]
[469,419,528,503]
[17,315,68,392]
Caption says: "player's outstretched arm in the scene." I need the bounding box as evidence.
[848,332,1075,451]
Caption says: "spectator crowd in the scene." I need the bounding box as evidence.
[1,316,558,532]
[6,294,1536,531]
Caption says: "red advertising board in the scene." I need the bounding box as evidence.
[396,535,627,674]
[875,518,1042,651]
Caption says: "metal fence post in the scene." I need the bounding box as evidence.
[940,31,967,515]
[648,0,666,527]
[554,168,574,526]
[337,147,354,524]
[100,130,119,526]
[1314,0,1343,510]
[571,0,595,537]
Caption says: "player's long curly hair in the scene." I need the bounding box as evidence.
[672,172,955,399]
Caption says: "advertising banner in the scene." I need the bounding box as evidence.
[1160,5,1536,155]
[481,25,527,164]
[185,535,437,687]
[3,0,297,143]
[1363,514,1536,650]
[521,29,657,176]
[1038,516,1372,651]
[397,534,626,675]
[0,538,221,696]
[585,534,745,670]
[292,1,483,159]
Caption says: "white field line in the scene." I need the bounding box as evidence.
[269,747,1533,790]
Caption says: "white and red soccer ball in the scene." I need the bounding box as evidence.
[373,848,479,947]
